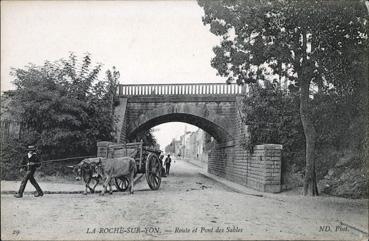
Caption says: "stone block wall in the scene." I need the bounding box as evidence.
[208,96,283,193]
[114,98,128,143]
[245,144,282,193]
[119,116,128,144]
[208,143,282,193]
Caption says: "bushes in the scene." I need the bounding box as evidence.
[242,80,368,197]
[243,81,306,178]
[0,136,25,180]
[1,54,159,181]
[1,54,119,180]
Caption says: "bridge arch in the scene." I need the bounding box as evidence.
[115,83,282,193]
[128,111,232,143]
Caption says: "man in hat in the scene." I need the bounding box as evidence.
[159,153,166,177]
[164,154,172,176]
[14,146,44,198]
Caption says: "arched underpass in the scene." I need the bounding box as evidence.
[115,83,283,193]
[127,114,232,144]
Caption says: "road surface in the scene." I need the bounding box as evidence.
[1,158,367,240]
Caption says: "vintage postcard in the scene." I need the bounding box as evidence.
[1,0,368,240]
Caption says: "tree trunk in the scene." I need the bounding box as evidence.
[299,79,319,196]
[300,29,319,196]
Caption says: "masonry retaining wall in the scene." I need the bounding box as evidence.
[207,96,282,193]
[208,144,282,193]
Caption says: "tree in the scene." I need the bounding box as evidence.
[198,0,368,195]
[5,53,119,160]
[243,80,304,154]
[133,129,158,148]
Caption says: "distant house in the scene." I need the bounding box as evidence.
[164,138,176,154]
[164,128,213,162]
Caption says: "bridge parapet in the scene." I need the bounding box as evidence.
[118,83,246,97]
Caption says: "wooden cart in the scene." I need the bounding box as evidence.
[97,141,162,191]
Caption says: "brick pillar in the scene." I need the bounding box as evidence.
[207,144,226,177]
[248,144,283,193]
[114,98,128,143]
[119,118,127,144]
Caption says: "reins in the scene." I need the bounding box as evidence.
[17,155,96,168]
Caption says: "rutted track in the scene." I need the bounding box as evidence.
[1,159,367,240]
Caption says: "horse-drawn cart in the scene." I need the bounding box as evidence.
[97,141,162,191]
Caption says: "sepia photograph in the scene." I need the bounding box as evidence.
[1,0,368,240]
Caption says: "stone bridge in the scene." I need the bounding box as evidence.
[114,83,282,193]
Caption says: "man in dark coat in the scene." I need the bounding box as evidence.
[159,154,166,177]
[164,154,172,176]
[14,146,44,198]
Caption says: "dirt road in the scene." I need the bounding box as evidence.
[1,159,367,240]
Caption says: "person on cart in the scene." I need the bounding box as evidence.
[14,146,44,198]
[164,154,172,176]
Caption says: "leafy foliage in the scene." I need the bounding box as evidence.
[0,136,27,180]
[244,81,305,159]
[242,79,367,191]
[199,0,367,86]
[133,129,158,149]
[2,53,119,176]
[242,81,305,183]
[198,0,368,195]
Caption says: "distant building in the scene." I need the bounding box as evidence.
[164,138,176,154]
[164,128,214,163]
[194,129,207,162]
[188,132,197,158]
[187,129,209,162]
[174,139,181,156]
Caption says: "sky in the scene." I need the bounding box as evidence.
[153,123,198,150]
[1,0,224,149]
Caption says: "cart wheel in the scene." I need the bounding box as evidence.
[115,177,129,191]
[145,153,162,190]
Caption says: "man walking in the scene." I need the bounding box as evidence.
[14,146,44,198]
[164,154,172,176]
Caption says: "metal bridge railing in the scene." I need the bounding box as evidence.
[117,83,246,96]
